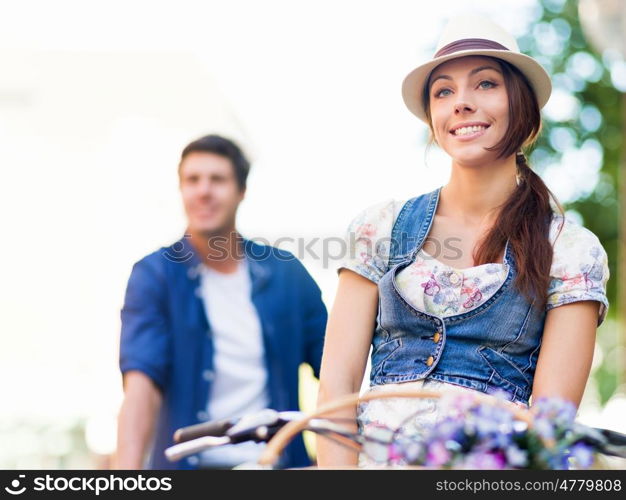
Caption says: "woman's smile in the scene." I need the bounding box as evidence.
[449,123,491,141]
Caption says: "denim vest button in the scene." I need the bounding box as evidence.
[187,456,199,466]
[203,369,214,381]
[433,332,441,343]
[197,410,209,421]
[426,356,434,366]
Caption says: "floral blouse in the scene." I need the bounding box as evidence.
[339,198,610,324]
[338,198,610,467]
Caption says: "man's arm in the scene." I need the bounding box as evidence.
[114,371,163,469]
[294,259,328,378]
[114,257,172,469]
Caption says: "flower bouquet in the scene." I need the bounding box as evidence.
[367,392,606,469]
[257,389,626,469]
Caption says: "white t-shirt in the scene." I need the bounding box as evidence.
[197,257,270,468]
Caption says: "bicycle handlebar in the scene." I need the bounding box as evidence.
[174,418,237,444]
[165,415,365,463]
[166,409,306,462]
[166,403,626,466]
[166,436,231,462]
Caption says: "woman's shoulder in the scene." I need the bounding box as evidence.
[346,188,441,236]
[346,198,409,238]
[548,212,609,285]
[339,198,411,284]
[549,213,606,259]
[547,213,610,325]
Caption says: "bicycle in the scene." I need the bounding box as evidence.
[165,389,626,470]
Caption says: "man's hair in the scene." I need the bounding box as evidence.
[179,134,250,191]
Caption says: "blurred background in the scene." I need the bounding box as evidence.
[0,0,624,468]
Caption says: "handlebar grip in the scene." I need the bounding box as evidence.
[174,418,237,443]
[597,427,626,446]
[166,436,231,462]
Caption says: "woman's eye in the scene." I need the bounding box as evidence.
[435,88,452,98]
[479,80,497,89]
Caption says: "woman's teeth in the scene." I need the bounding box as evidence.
[453,125,487,136]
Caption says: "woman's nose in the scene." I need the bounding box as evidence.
[454,99,476,114]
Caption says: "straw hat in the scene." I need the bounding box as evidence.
[402,15,552,123]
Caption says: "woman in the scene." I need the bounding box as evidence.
[316,15,610,467]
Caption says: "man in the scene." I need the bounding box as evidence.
[115,135,327,469]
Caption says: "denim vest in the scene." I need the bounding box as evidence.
[370,186,546,404]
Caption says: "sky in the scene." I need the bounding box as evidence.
[8,0,603,459]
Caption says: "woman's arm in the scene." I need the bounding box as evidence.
[315,269,379,467]
[531,300,601,408]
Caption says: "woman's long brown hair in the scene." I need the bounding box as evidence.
[422,56,564,309]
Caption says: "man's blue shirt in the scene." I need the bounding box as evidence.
[119,235,327,469]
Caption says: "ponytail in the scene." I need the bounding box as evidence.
[473,151,564,309]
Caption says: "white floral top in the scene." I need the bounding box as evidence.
[339,198,609,325]
[339,198,610,467]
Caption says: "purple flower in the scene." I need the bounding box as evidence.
[505,445,528,468]
[426,441,452,466]
[440,392,476,416]
[390,393,597,470]
[453,393,477,413]
[533,417,555,440]
[476,403,513,426]
[570,443,594,468]
[488,429,513,449]
[387,443,405,464]
[395,440,424,464]
[434,418,463,441]
[460,451,506,469]
[547,450,571,470]
[475,418,495,437]
[489,388,512,402]
[533,397,576,424]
